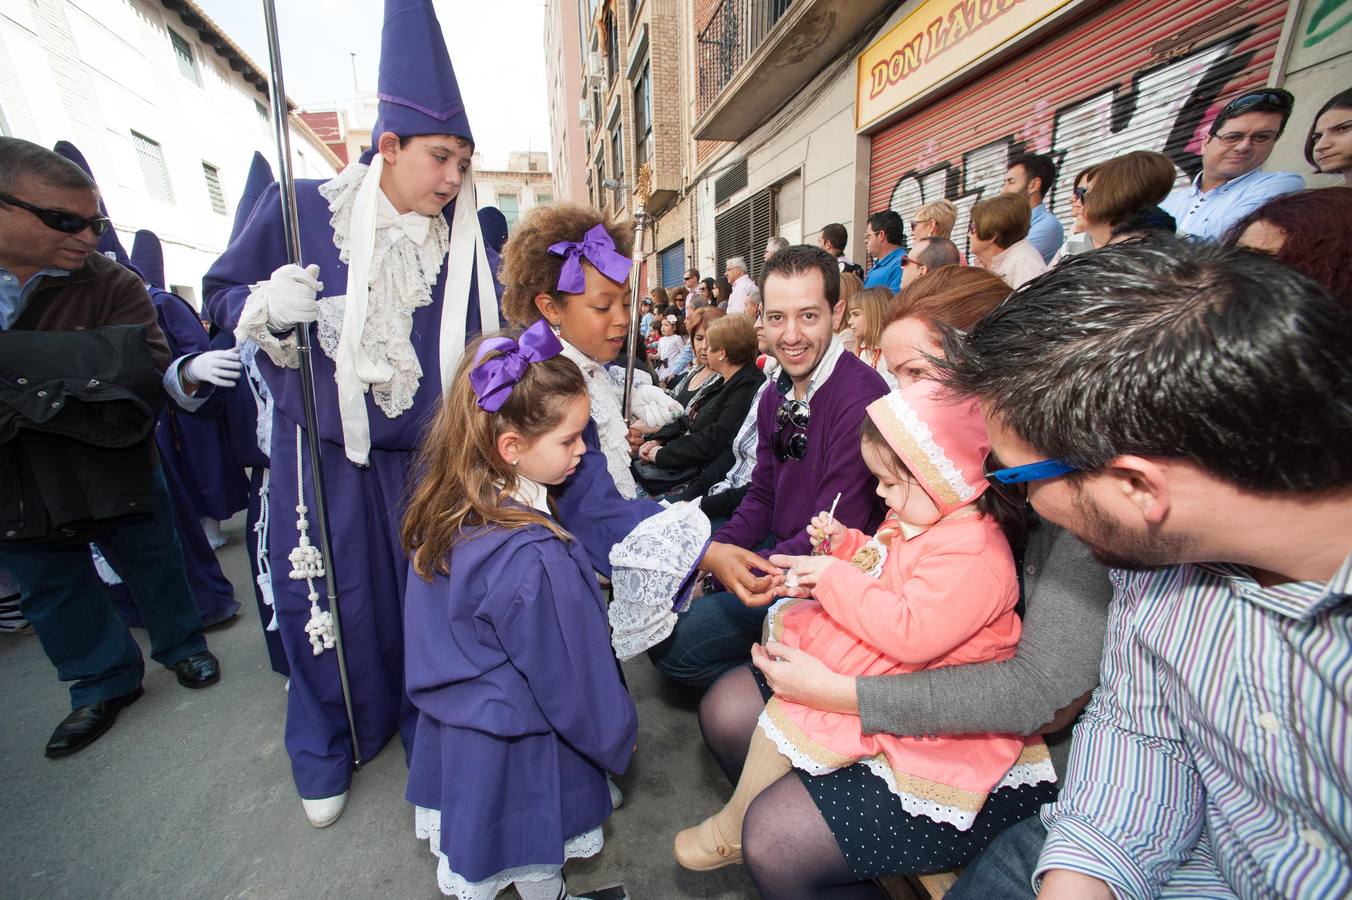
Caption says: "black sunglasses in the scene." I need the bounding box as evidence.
[1222,90,1293,116]
[1072,186,1089,202]
[773,398,810,461]
[0,191,110,236]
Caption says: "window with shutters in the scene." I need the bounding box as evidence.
[715,188,773,282]
[131,131,175,204]
[169,28,200,87]
[498,194,520,229]
[633,63,652,169]
[201,162,226,215]
[660,241,685,289]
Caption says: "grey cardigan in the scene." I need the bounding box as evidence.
[855,520,1111,776]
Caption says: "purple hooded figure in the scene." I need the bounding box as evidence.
[51,141,136,272]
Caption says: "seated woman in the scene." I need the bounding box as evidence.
[844,286,898,388]
[1078,150,1176,248]
[1050,164,1099,264]
[630,307,724,453]
[634,315,764,500]
[968,194,1046,288]
[695,265,1112,898]
[1226,186,1352,306]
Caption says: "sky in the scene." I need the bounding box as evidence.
[195,0,551,170]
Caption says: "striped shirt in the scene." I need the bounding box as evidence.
[1035,552,1352,898]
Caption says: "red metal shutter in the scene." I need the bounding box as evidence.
[866,0,1290,250]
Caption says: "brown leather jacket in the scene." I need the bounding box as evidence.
[11,250,171,372]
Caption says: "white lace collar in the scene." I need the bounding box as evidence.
[556,334,638,499]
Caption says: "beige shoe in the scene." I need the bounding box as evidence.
[673,816,742,871]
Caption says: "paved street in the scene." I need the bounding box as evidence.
[0,512,757,899]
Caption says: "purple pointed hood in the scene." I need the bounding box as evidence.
[230,151,275,243]
[131,230,166,290]
[370,0,473,148]
[477,206,508,254]
[51,140,133,267]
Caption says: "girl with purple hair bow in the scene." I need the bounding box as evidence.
[400,318,637,900]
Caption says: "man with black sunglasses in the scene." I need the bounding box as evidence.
[0,137,221,759]
[1161,88,1304,241]
[651,245,889,689]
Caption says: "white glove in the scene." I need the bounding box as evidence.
[262,263,322,331]
[184,349,243,388]
[632,384,683,429]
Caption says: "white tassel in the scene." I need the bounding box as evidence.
[288,427,334,655]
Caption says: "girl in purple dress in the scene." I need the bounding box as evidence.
[401,319,637,900]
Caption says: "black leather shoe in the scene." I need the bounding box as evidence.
[44,686,144,758]
[170,651,220,688]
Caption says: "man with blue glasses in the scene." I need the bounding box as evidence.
[941,237,1352,900]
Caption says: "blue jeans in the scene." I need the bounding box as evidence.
[648,588,769,689]
[0,468,207,708]
[946,815,1046,899]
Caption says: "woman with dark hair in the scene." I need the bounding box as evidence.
[634,315,765,499]
[1050,164,1100,263]
[1227,187,1352,306]
[714,277,734,309]
[1307,88,1352,185]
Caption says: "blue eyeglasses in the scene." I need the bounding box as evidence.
[986,458,1077,485]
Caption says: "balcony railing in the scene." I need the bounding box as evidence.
[695,0,795,120]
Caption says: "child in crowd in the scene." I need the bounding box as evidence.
[401,320,637,900]
[498,203,680,500]
[845,285,898,388]
[674,380,1054,870]
[656,315,688,385]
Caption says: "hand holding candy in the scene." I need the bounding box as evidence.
[808,492,844,556]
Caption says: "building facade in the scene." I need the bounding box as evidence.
[545,0,589,202]
[548,0,1351,295]
[474,150,554,231]
[0,0,340,307]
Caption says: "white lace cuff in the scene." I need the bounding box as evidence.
[234,281,299,369]
[608,500,711,660]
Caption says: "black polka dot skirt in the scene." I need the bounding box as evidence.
[751,666,1057,880]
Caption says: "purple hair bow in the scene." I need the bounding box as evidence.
[547,223,632,293]
[469,319,564,412]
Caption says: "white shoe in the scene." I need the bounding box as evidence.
[607,776,624,810]
[302,791,348,828]
[201,518,228,550]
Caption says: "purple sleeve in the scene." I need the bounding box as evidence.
[552,419,662,577]
[763,387,884,559]
[710,389,776,549]
[492,541,638,775]
[202,183,289,332]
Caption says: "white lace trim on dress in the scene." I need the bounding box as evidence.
[414,805,603,900]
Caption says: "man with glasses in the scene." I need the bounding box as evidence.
[1161,89,1304,240]
[863,210,907,292]
[940,237,1352,899]
[0,137,222,759]
[651,245,888,688]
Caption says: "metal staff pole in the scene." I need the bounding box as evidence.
[261,0,362,768]
[622,207,649,419]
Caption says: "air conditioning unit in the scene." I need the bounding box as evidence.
[578,98,594,127]
[587,51,606,84]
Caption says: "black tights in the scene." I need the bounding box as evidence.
[698,667,886,900]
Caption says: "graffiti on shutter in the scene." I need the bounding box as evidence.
[867,0,1289,255]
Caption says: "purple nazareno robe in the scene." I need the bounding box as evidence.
[404,515,637,882]
[109,287,239,628]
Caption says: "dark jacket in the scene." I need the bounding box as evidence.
[1,251,169,541]
[650,363,764,503]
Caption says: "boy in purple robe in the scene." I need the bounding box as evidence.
[202,0,500,827]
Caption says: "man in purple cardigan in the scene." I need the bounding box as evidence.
[652,245,888,688]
